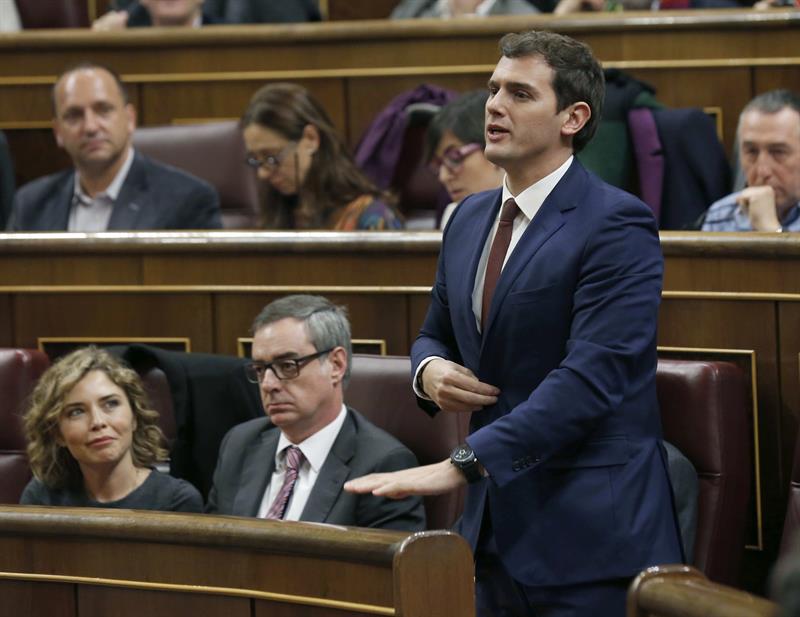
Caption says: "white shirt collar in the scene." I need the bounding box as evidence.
[73,147,135,203]
[500,155,573,221]
[275,404,347,473]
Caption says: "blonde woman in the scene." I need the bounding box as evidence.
[21,346,202,512]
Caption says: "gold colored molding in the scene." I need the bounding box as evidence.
[237,338,387,358]
[0,571,394,615]
[662,291,800,302]
[658,346,763,551]
[1,57,799,88]
[37,337,192,353]
[0,285,434,294]
[4,287,800,302]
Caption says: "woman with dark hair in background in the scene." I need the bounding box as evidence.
[426,90,504,228]
[20,346,202,512]
[241,82,403,230]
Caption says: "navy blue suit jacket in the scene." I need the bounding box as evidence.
[412,159,682,586]
[8,151,222,231]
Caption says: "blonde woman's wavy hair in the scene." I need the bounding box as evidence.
[23,346,168,488]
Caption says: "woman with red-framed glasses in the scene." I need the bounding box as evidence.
[426,90,505,229]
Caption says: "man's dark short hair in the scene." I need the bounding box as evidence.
[742,89,800,120]
[498,30,604,153]
[251,294,352,383]
[51,62,130,116]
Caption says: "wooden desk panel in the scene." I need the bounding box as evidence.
[79,587,251,617]
[0,507,476,617]
[0,581,75,617]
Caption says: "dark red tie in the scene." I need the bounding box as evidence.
[481,198,520,331]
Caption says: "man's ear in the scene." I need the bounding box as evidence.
[560,101,591,139]
[52,119,64,149]
[328,346,348,386]
[126,103,137,134]
[301,124,320,156]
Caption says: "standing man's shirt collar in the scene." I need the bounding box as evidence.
[500,155,573,221]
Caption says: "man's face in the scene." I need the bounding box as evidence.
[52,68,135,177]
[484,55,572,190]
[140,0,204,26]
[739,107,800,217]
[251,317,346,443]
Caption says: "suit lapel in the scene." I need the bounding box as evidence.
[53,176,75,230]
[107,153,148,230]
[299,410,355,523]
[481,160,585,339]
[232,427,278,517]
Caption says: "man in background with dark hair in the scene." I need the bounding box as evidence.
[702,89,800,232]
[7,63,221,231]
[347,30,682,617]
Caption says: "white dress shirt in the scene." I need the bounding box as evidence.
[68,147,134,232]
[257,404,348,520]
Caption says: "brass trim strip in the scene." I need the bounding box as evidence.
[662,291,800,301]
[0,285,434,294]
[0,57,798,87]
[236,338,388,358]
[3,287,800,301]
[37,337,192,353]
[658,346,763,551]
[0,571,394,615]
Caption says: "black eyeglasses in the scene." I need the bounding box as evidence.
[245,141,296,172]
[244,348,333,383]
[428,142,482,175]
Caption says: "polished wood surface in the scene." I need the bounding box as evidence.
[626,565,778,617]
[0,506,475,617]
[0,230,798,591]
[2,11,799,185]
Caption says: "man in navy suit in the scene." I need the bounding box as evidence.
[346,31,683,616]
[7,63,221,231]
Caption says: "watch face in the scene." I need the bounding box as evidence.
[452,445,474,465]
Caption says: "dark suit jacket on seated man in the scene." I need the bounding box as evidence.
[206,294,425,531]
[346,31,683,617]
[7,62,222,232]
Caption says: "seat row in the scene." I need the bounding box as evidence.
[0,346,783,588]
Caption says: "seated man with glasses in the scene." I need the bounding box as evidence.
[206,294,425,531]
[426,90,505,229]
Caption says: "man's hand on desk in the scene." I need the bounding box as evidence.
[737,186,783,232]
[421,358,499,413]
[344,460,465,499]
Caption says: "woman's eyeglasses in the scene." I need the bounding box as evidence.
[428,143,482,175]
[245,141,297,172]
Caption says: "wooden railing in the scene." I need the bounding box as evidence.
[0,505,475,617]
